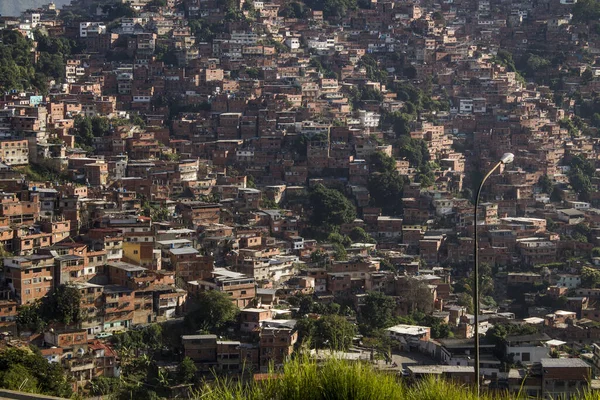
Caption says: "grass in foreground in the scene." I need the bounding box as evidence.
[195,356,498,400]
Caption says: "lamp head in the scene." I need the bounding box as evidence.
[500,153,514,164]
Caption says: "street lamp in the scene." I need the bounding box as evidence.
[473,153,514,395]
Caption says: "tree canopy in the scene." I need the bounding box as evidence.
[309,184,356,228]
[0,347,72,397]
[304,0,357,18]
[184,290,239,333]
[16,284,82,331]
[568,155,595,202]
[581,266,600,288]
[297,315,356,351]
[573,0,600,22]
[359,291,397,334]
[0,30,45,94]
[349,226,375,243]
[397,136,430,169]
[538,175,554,194]
[369,151,396,174]
[368,170,408,216]
[176,357,197,384]
[42,284,83,325]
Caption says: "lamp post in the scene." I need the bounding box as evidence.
[473,152,514,395]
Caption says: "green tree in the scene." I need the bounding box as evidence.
[92,116,111,137]
[560,118,580,136]
[0,363,38,393]
[36,52,66,80]
[142,324,163,350]
[310,249,329,266]
[327,232,352,247]
[538,175,554,194]
[309,184,356,228]
[420,315,450,339]
[432,11,444,22]
[416,162,436,188]
[369,151,396,174]
[16,302,45,333]
[304,0,358,18]
[573,0,600,22]
[245,67,260,79]
[397,136,429,168]
[295,317,316,347]
[130,114,146,127]
[494,49,518,73]
[581,266,600,288]
[349,227,375,243]
[0,30,46,93]
[550,186,562,202]
[103,3,136,20]
[332,243,348,261]
[41,284,82,325]
[396,279,435,315]
[456,292,474,313]
[368,171,408,216]
[568,167,592,202]
[176,357,197,384]
[359,292,397,334]
[73,115,94,148]
[380,111,411,137]
[522,53,551,77]
[358,55,388,84]
[0,347,72,397]
[582,68,594,83]
[184,290,239,333]
[279,1,308,18]
[90,376,121,396]
[314,315,356,351]
[155,43,179,66]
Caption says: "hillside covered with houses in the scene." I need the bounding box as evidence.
[1,0,600,397]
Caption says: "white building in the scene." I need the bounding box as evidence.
[80,22,107,38]
[307,37,335,51]
[505,333,553,365]
[358,110,381,128]
[285,37,300,50]
[556,274,581,289]
[386,324,430,349]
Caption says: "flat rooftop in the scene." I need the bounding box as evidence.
[386,324,430,335]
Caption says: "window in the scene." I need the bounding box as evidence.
[133,250,139,255]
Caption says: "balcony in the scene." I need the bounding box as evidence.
[69,362,95,372]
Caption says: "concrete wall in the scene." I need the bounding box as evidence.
[0,389,68,400]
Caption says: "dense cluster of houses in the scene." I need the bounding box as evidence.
[1,0,600,396]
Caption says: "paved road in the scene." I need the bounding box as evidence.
[374,351,437,372]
